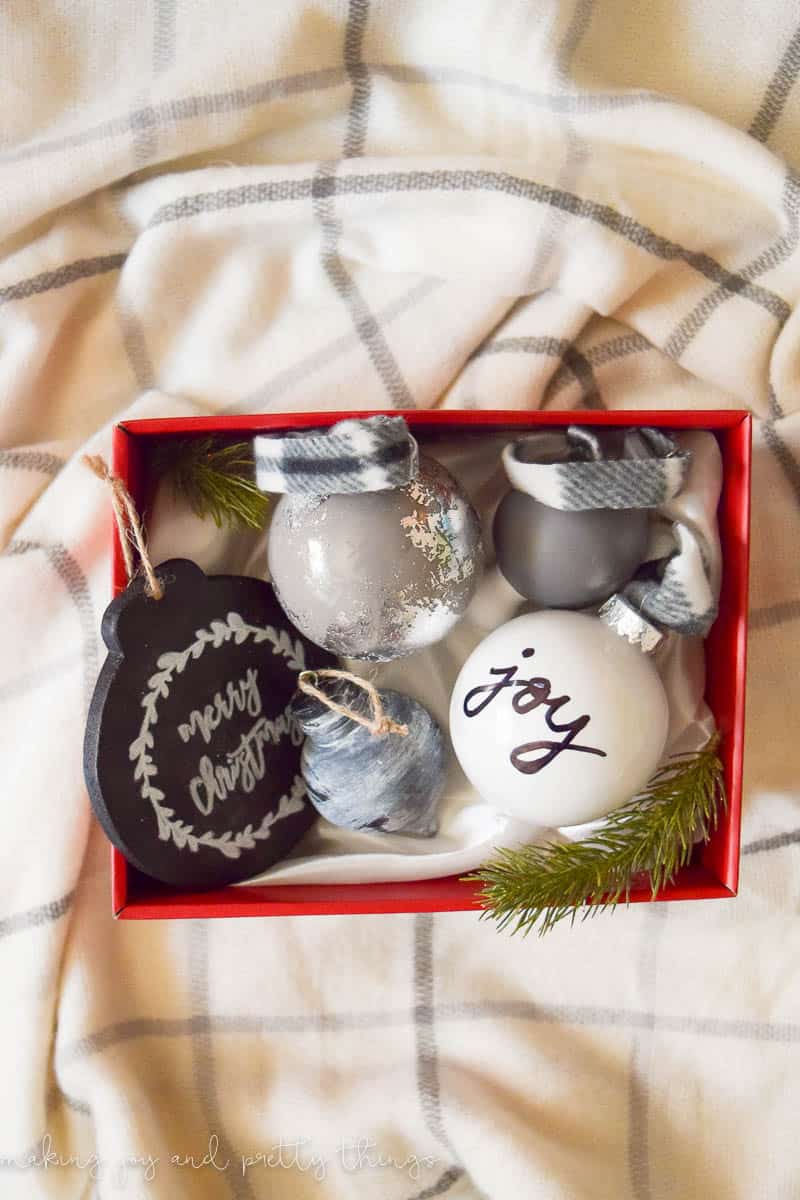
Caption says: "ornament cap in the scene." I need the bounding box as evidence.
[597,594,664,654]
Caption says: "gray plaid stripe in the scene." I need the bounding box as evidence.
[476,334,569,359]
[627,569,715,636]
[117,295,156,389]
[0,64,666,167]
[558,458,673,508]
[587,331,652,366]
[0,889,74,942]
[255,416,416,493]
[475,335,603,407]
[188,923,254,1200]
[312,1,416,409]
[413,915,467,1198]
[750,599,800,630]
[131,102,158,165]
[768,384,785,420]
[346,63,670,114]
[743,829,800,855]
[1,113,137,164]
[333,170,789,319]
[0,69,349,164]
[556,0,596,81]
[343,0,372,158]
[0,254,126,308]
[314,166,416,407]
[57,1012,412,1068]
[525,0,601,411]
[230,277,441,412]
[405,1166,466,1199]
[152,177,314,225]
[414,915,455,1155]
[54,1002,800,1071]
[763,385,800,512]
[107,187,158,389]
[749,19,800,143]
[0,449,64,476]
[53,1086,90,1119]
[525,4,596,301]
[663,168,800,360]
[526,124,591,298]
[4,539,98,709]
[547,331,653,403]
[440,1003,800,1041]
[153,0,177,75]
[762,416,800,507]
[628,907,668,1200]
[149,168,789,320]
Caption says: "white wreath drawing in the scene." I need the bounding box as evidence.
[128,612,308,859]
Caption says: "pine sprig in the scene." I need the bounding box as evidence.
[465,734,725,937]
[156,438,269,530]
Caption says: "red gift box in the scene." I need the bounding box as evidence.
[107,409,750,919]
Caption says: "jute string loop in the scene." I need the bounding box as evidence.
[297,669,409,737]
[82,454,164,600]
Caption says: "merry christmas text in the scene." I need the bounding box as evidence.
[179,669,302,816]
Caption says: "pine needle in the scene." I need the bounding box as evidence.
[156,438,269,530]
[465,734,726,937]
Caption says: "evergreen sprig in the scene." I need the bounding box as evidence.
[466,735,725,937]
[156,438,269,530]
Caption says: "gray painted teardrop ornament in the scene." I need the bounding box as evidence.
[290,676,446,836]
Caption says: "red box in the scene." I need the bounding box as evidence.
[108,409,750,919]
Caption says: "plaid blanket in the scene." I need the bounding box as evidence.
[1,3,799,1198]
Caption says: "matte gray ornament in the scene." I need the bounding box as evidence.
[493,491,649,609]
[291,676,446,836]
[268,454,484,661]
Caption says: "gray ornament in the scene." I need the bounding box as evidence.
[493,491,649,609]
[291,677,446,836]
[268,455,484,661]
[493,431,650,609]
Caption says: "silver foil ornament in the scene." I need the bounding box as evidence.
[291,672,446,836]
[268,455,484,661]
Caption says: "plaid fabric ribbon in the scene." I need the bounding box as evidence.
[502,426,691,511]
[254,416,419,495]
[504,426,718,638]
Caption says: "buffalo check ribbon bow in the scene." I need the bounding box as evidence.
[254,415,419,496]
[503,426,718,639]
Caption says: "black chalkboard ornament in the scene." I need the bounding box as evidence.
[84,558,334,888]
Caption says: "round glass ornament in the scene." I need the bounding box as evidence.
[493,436,649,609]
[449,609,669,828]
[268,455,484,661]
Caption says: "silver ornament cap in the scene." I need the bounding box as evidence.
[597,594,664,654]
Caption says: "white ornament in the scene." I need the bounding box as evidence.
[449,611,669,828]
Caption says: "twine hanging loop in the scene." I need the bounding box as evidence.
[297,669,409,737]
[82,454,164,600]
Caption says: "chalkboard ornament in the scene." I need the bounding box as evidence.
[83,558,334,888]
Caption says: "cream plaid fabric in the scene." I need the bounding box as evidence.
[1,3,799,1197]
